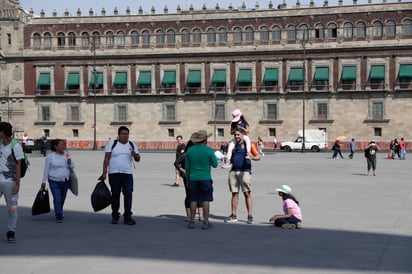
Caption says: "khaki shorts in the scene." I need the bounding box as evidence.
[228,171,252,193]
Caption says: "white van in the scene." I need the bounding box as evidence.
[280,130,327,152]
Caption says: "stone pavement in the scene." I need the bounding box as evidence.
[0,150,411,274]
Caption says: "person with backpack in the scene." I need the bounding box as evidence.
[364,141,379,176]
[41,139,74,223]
[99,126,140,225]
[0,122,24,243]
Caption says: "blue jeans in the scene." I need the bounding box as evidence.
[49,179,69,219]
[274,215,301,227]
[108,173,134,220]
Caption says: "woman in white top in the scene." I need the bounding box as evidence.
[41,139,74,223]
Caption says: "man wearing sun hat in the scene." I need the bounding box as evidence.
[185,130,218,230]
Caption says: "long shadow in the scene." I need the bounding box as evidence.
[0,205,410,273]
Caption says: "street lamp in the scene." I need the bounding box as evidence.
[91,37,97,151]
[213,90,217,142]
[301,31,307,153]
[2,85,12,122]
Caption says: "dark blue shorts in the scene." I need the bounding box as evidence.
[188,180,213,202]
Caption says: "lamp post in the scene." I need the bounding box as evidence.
[91,37,97,151]
[213,89,217,142]
[2,85,12,122]
[301,31,307,153]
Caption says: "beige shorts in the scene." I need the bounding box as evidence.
[228,171,252,193]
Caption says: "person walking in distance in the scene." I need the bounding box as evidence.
[173,135,185,187]
[224,127,260,225]
[399,137,406,160]
[41,139,75,223]
[0,122,24,243]
[185,130,218,230]
[100,126,141,225]
[348,138,355,159]
[364,141,378,176]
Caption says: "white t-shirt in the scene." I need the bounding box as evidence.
[0,141,24,182]
[105,140,139,174]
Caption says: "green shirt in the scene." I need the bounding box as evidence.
[185,143,218,181]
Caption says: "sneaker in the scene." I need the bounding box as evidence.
[247,215,254,224]
[124,219,136,225]
[6,231,16,243]
[172,183,180,187]
[56,219,62,223]
[202,222,211,230]
[111,218,119,224]
[281,223,296,229]
[296,222,302,229]
[221,163,232,169]
[224,214,238,223]
[187,221,195,229]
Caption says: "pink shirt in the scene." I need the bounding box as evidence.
[283,199,302,220]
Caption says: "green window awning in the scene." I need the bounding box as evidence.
[137,71,151,85]
[37,73,51,86]
[162,71,176,84]
[369,65,385,80]
[288,68,304,81]
[212,69,226,83]
[341,66,357,81]
[263,68,278,82]
[66,72,80,87]
[113,72,127,85]
[399,64,412,79]
[187,70,201,84]
[89,72,104,86]
[237,69,252,83]
[314,67,329,81]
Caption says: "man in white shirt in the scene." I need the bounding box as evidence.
[100,126,140,225]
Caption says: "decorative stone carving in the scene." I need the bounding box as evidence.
[12,65,22,81]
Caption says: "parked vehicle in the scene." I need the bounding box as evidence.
[280,130,327,152]
[23,139,35,153]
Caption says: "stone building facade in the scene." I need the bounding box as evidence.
[0,0,411,149]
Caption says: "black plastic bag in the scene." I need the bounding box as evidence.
[91,180,111,212]
[32,188,50,216]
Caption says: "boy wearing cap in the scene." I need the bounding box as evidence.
[270,185,302,229]
[0,122,24,242]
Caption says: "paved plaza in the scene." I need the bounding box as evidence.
[0,150,411,274]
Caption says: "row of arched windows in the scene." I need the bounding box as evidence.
[31,18,412,47]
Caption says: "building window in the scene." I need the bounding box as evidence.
[218,27,228,43]
[7,33,11,45]
[167,29,176,45]
[269,128,276,137]
[57,32,65,47]
[33,33,41,47]
[44,32,52,48]
[168,128,175,137]
[142,30,150,46]
[374,128,382,137]
[327,23,337,39]
[207,28,216,43]
[386,20,396,37]
[164,104,176,121]
[117,31,126,45]
[106,31,114,46]
[214,103,226,121]
[115,104,128,122]
[343,22,353,38]
[192,28,202,44]
[131,30,139,45]
[217,128,224,137]
[315,23,324,39]
[113,72,128,93]
[68,105,80,122]
[373,21,383,38]
[316,102,328,120]
[233,27,242,43]
[156,29,165,45]
[40,105,51,121]
[181,29,190,45]
[245,26,254,42]
[370,101,384,120]
[402,19,412,35]
[356,21,366,38]
[81,32,90,46]
[266,103,278,120]
[272,25,281,42]
[287,25,296,41]
[43,129,50,138]
[299,24,309,41]
[92,31,100,45]
[68,32,76,46]
[72,129,79,138]
[260,26,269,42]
